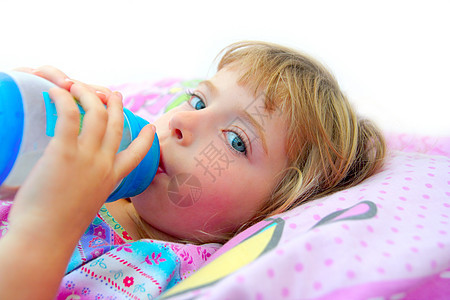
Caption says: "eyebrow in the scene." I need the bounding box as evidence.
[199,80,268,155]
[241,110,268,155]
[198,80,217,97]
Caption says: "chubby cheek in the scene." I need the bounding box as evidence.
[157,184,252,236]
[131,177,231,234]
[196,177,263,229]
[169,183,240,231]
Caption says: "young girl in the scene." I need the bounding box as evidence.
[0,41,385,298]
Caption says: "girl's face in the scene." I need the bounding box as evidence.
[131,66,289,242]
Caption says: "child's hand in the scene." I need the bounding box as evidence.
[14,65,113,104]
[0,83,155,299]
[9,82,155,243]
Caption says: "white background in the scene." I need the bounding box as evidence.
[1,0,449,135]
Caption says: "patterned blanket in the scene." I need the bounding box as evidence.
[0,202,220,299]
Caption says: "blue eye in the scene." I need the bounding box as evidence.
[226,131,247,154]
[188,94,206,110]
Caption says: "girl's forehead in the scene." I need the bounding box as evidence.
[210,66,265,101]
[208,66,289,128]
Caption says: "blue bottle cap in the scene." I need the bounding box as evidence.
[0,72,24,186]
[106,108,160,202]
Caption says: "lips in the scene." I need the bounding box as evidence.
[156,150,166,175]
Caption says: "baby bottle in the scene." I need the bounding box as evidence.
[0,71,159,202]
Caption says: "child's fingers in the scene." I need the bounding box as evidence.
[72,83,114,105]
[14,66,71,90]
[13,67,35,73]
[14,66,113,103]
[48,87,80,146]
[70,83,108,150]
[113,124,155,180]
[102,92,125,157]
[91,85,114,105]
[30,65,74,90]
[68,82,113,105]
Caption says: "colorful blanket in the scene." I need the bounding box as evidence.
[0,202,220,299]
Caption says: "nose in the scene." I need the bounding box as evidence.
[168,111,199,146]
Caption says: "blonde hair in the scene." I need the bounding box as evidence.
[218,41,386,236]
